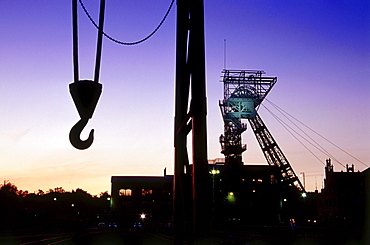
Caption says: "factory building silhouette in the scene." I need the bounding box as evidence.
[111,159,287,229]
[110,158,369,234]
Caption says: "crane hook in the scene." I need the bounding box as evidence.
[69,118,94,150]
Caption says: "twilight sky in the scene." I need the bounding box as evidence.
[0,0,369,195]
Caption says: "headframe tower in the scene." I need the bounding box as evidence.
[219,69,305,192]
[219,70,276,165]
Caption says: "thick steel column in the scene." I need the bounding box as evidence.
[173,0,191,243]
[188,0,209,240]
[173,0,209,243]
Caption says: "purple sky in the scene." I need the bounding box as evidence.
[0,0,369,194]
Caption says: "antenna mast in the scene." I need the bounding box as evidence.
[223,39,227,69]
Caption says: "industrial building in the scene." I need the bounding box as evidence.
[317,159,369,229]
[110,159,309,229]
[111,174,173,229]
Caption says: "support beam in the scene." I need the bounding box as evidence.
[248,113,305,192]
[173,0,209,243]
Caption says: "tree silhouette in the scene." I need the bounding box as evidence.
[0,180,18,194]
[0,181,111,232]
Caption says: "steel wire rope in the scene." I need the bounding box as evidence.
[264,100,338,165]
[263,104,346,168]
[79,0,174,45]
[265,99,369,169]
[261,104,346,167]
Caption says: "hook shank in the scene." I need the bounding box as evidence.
[69,118,94,150]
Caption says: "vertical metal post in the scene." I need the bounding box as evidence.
[173,0,191,243]
[173,0,209,243]
[188,0,209,240]
[300,172,306,190]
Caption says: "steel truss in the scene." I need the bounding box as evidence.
[248,113,305,191]
[219,70,276,165]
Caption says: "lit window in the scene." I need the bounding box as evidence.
[119,189,132,196]
[142,189,153,196]
[257,179,263,183]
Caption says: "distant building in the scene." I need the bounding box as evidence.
[317,159,369,230]
[111,172,173,228]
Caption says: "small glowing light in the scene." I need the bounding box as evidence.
[107,197,111,201]
[71,204,74,207]
[140,213,146,219]
[227,192,236,203]
[252,190,256,193]
[301,193,307,198]
[53,198,57,201]
[210,169,220,175]
[313,220,317,223]
[283,199,287,202]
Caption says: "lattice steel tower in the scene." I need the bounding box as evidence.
[219,69,305,192]
[219,70,276,165]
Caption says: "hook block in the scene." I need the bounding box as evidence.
[69,80,102,119]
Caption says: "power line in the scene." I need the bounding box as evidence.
[79,0,174,45]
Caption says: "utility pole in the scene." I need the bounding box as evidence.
[173,0,209,243]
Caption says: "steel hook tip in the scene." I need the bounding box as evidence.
[69,118,94,150]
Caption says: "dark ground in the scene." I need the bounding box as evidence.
[0,226,368,245]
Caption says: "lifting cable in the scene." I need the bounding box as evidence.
[263,99,369,169]
[262,104,328,167]
[78,0,175,45]
[263,102,342,166]
[69,0,105,150]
